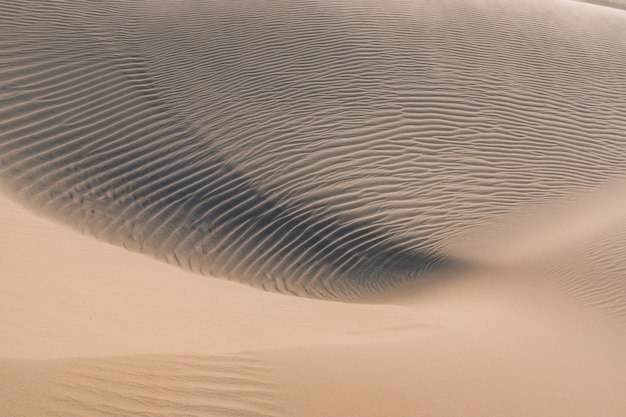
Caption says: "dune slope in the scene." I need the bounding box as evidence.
[2,0,626,415]
[2,195,625,417]
[2,0,625,299]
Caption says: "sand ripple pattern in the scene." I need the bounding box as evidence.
[3,353,282,417]
[544,222,626,324]
[1,0,625,299]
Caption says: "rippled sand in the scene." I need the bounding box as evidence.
[1,0,625,416]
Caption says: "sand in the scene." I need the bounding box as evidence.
[1,0,626,415]
[2,193,625,416]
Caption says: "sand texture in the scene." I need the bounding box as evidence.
[1,0,625,416]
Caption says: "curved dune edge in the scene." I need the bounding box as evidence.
[0,194,429,360]
[443,180,626,326]
[2,0,626,299]
[2,194,625,416]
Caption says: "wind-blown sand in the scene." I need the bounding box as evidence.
[1,0,626,415]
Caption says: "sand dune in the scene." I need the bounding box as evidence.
[1,0,626,415]
[2,194,625,416]
[0,195,428,360]
[2,0,625,299]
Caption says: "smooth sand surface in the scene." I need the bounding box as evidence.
[0,194,432,416]
[0,195,427,360]
[2,194,625,416]
[2,0,626,415]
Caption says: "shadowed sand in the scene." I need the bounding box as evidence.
[1,0,626,415]
[2,194,625,416]
[2,0,626,299]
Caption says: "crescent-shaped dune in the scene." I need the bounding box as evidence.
[1,0,626,416]
[2,0,625,299]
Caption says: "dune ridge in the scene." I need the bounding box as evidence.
[2,0,626,300]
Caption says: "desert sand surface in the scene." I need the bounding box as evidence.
[1,0,626,416]
[2,189,625,416]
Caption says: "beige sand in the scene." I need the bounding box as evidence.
[2,193,625,416]
[0,194,430,416]
[2,0,626,415]
[2,0,626,299]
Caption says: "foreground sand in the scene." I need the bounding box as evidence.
[2,194,625,416]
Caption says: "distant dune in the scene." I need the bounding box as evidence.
[1,0,625,416]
